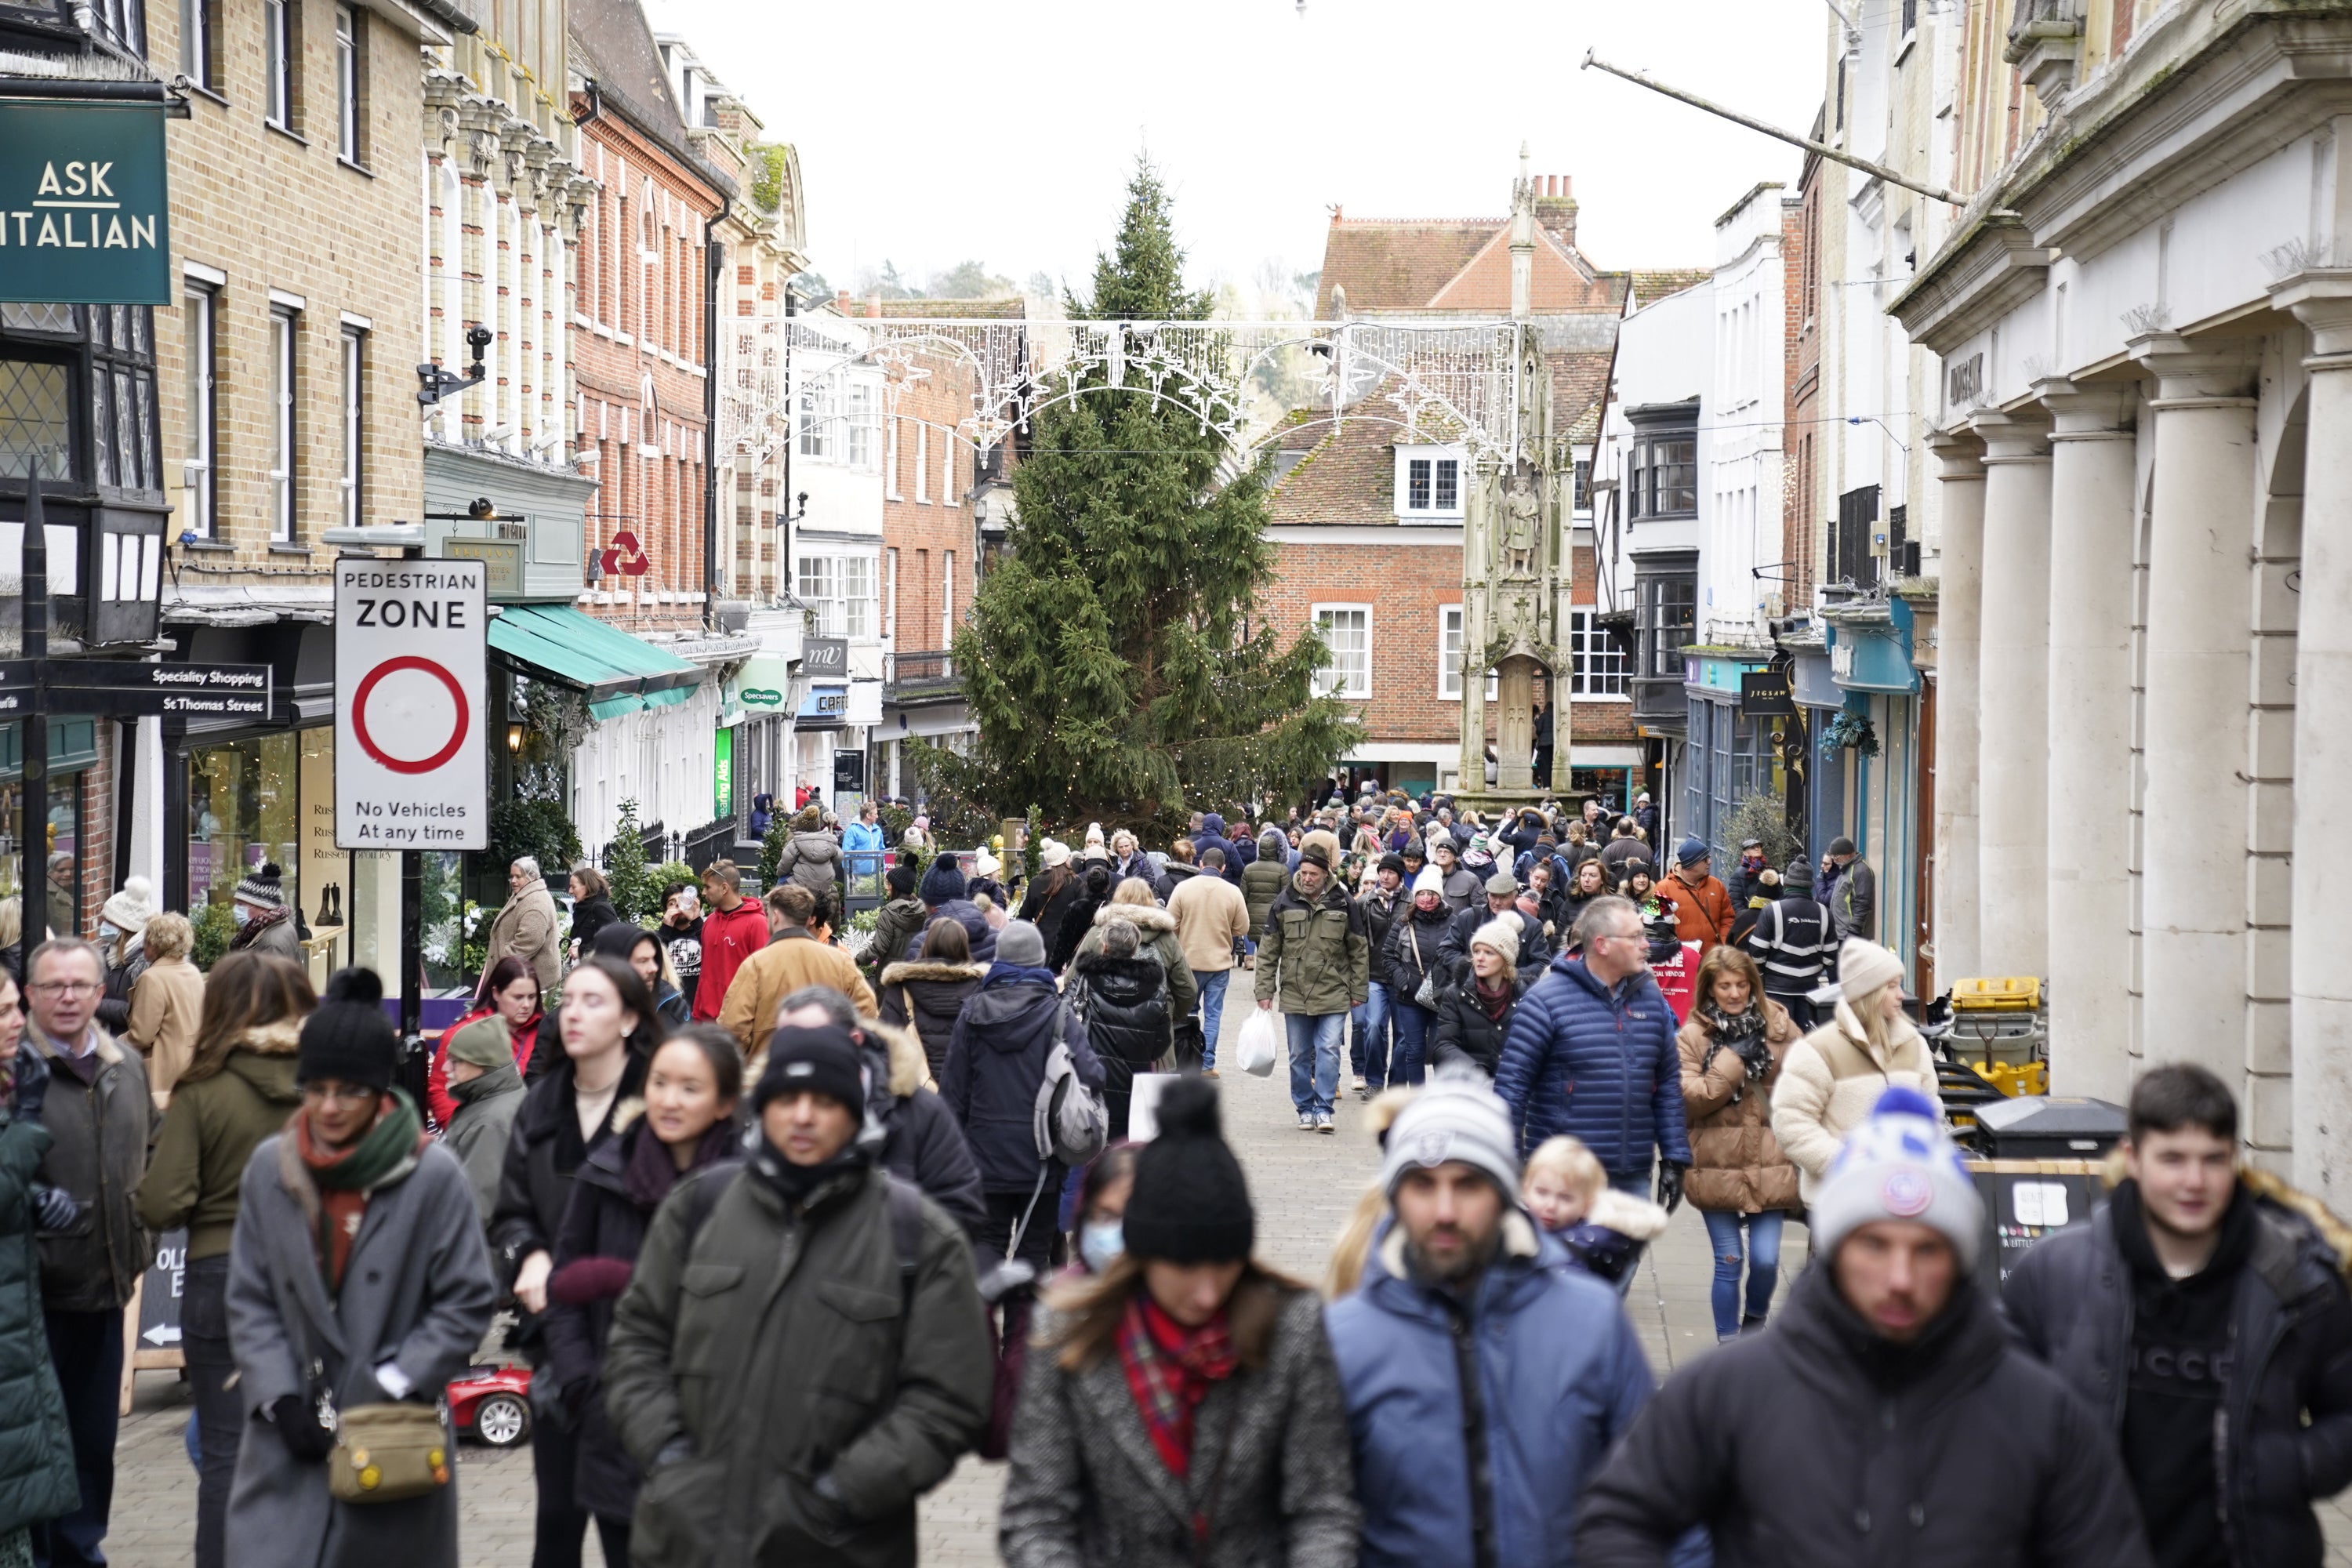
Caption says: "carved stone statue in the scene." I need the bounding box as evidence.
[1500,470,1541,578]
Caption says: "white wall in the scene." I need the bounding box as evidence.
[1706,188,1788,646]
[572,681,726,854]
[1594,256,1715,613]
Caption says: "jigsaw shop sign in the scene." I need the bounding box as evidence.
[0,101,171,306]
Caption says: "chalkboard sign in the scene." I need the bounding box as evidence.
[1966,1160,2104,1293]
[132,1229,187,1369]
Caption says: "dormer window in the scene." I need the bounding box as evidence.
[1395,445,1464,521]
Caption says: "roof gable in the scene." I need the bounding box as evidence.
[1316,220,1501,318]
[1425,224,1619,314]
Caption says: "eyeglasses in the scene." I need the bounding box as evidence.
[302,1083,380,1105]
[29,982,98,998]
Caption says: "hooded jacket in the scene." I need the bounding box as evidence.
[1769,1000,1942,1203]
[136,1021,304,1263]
[877,959,988,1082]
[1675,999,1802,1215]
[895,897,999,968]
[1357,884,1403,989]
[1066,949,1171,1072]
[1381,899,1454,1008]
[443,1059,526,1225]
[1071,903,1199,1021]
[939,971,1105,1193]
[0,1110,76,1536]
[1241,846,1291,935]
[1254,873,1370,1018]
[1436,903,1549,990]
[862,896,930,987]
[1492,953,1690,1175]
[31,1024,154,1311]
[1326,1214,1657,1568]
[1575,1266,2153,1568]
[774,828,846,895]
[691,897,771,1022]
[2005,1169,2352,1568]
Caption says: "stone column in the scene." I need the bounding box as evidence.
[2035,380,2138,1102]
[2271,274,2352,1203]
[1459,472,1490,793]
[2132,332,2260,1087]
[1928,429,1985,985]
[1496,656,1535,790]
[1972,410,2053,979]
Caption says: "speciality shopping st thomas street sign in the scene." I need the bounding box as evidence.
[0,100,171,306]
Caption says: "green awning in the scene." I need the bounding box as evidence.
[489,605,702,718]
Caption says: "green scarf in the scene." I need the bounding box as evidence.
[297,1090,423,1293]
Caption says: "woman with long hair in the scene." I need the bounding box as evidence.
[1558,857,1610,938]
[1000,1078,1358,1566]
[1677,944,1802,1341]
[426,956,543,1129]
[587,922,689,1028]
[566,866,618,960]
[133,952,317,1568]
[1770,938,1943,1207]
[542,1025,742,1566]
[489,954,660,1568]
[877,916,988,1083]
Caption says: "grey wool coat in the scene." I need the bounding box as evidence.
[224,1128,496,1568]
[999,1279,1359,1568]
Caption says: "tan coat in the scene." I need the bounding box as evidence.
[1770,999,1944,1203]
[481,880,561,996]
[123,953,205,1108]
[1166,871,1249,973]
[717,927,879,1067]
[1676,1000,1802,1214]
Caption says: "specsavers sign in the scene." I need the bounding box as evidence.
[0,100,171,306]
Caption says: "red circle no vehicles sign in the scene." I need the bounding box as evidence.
[333,560,488,851]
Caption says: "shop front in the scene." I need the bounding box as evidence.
[1824,597,1923,977]
[0,719,102,942]
[1681,651,1780,858]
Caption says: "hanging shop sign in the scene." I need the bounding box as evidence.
[713,727,733,821]
[334,559,488,850]
[803,637,848,677]
[1739,669,1795,717]
[0,100,172,306]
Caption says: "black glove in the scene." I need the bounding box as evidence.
[1657,1162,1686,1217]
[266,1394,336,1465]
[1737,1034,1776,1083]
[30,1185,75,1232]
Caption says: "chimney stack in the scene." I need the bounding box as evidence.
[834,289,850,314]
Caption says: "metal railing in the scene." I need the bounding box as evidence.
[884,648,960,699]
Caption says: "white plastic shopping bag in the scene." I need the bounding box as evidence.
[1235,1008,1279,1077]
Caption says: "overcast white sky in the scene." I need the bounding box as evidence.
[641,0,1838,303]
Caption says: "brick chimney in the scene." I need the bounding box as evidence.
[1534,173,1577,248]
[834,289,851,314]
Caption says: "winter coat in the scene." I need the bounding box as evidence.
[29,1025,154,1312]
[1664,870,1737,955]
[602,1160,992,1568]
[489,1050,650,1361]
[443,1059,526,1225]
[1167,873,1249,974]
[1769,1000,1943,1203]
[940,971,1105,1194]
[841,819,887,861]
[424,1007,536,1131]
[1435,865,1483,913]
[1556,1189,1672,1286]
[1428,969,1526,1079]
[1048,891,1112,975]
[862,897,929,985]
[1597,837,1651,887]
[136,1022,304,1263]
[1240,857,1290,936]
[894,898,999,967]
[1744,895,1833,999]
[1380,902,1454,1010]
[568,894,621,953]
[223,1129,497,1568]
[1000,1278,1360,1568]
[234,911,305,963]
[1107,852,1165,900]
[691,898,771,1022]
[775,829,846,895]
[1068,950,1173,1074]
[1357,886,1403,989]
[1025,874,1091,962]
[0,1109,81,1536]
[1675,1000,1802,1214]
[1492,953,1691,1177]
[1574,1265,2154,1568]
[122,952,204,1106]
[540,1108,740,1526]
[877,960,988,1081]
[1436,903,1549,989]
[1071,904,1198,1022]
[717,927,880,1066]
[93,934,150,1036]
[859,1020,986,1238]
[1827,855,1877,942]
[1254,874,1370,1018]
[1327,1214,1656,1568]
[2005,1170,2352,1568]
[483,879,563,996]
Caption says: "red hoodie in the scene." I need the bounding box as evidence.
[694,898,771,1021]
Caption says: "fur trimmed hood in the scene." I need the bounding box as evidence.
[238,1019,303,1057]
[2097,1151,2352,1276]
[1091,902,1177,934]
[862,1016,929,1098]
[877,960,989,989]
[1587,1185,1671,1243]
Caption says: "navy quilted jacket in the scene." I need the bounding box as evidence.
[1493,950,1691,1176]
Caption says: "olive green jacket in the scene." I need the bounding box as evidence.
[135,1023,303,1263]
[1254,874,1370,1018]
[602,1160,991,1568]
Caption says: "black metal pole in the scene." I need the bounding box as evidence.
[399,537,423,1050]
[19,458,46,982]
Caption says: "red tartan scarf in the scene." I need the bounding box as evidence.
[1115,1292,1238,1480]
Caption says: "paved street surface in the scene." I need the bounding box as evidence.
[103,978,2352,1565]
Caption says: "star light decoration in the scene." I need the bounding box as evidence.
[872,342,931,412]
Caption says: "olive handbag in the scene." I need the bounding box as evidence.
[328,1401,454,1504]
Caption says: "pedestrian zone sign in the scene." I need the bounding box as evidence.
[335,559,487,850]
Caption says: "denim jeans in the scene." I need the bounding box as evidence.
[1350,982,1393,1088]
[1701,1208,1784,1339]
[1286,1011,1344,1117]
[1389,1001,1433,1087]
[1193,967,1231,1069]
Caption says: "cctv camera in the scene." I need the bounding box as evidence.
[466,325,494,352]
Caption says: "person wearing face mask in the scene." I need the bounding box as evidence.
[90,877,154,1040]
[440,1014,529,1225]
[227,866,301,961]
[1069,1143,1139,1278]
[541,1027,743,1567]
[589,923,690,1029]
[999,1076,1359,1568]
[601,1024,991,1567]
[489,956,659,1568]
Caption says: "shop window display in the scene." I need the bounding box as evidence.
[187,733,302,924]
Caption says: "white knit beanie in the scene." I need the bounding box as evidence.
[1381,1069,1520,1201]
[1808,1085,1983,1270]
[1838,938,1906,1004]
[1470,916,1521,960]
[1411,865,1446,898]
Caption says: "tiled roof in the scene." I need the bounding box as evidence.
[1316,220,1504,317]
[1265,381,1414,527]
[1627,269,1714,310]
[857,297,1027,319]
[1549,350,1613,444]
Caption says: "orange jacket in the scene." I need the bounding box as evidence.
[1668,870,1737,955]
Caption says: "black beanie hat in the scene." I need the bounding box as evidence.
[887,862,920,899]
[753,1023,866,1115]
[1123,1077,1254,1265]
[296,968,398,1092]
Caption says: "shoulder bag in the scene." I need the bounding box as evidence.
[1407,925,1442,1011]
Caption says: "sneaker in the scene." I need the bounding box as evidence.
[1298,1113,1316,1131]
[1201,1068,1220,1079]
[1316,1113,1336,1134]
[1352,1074,1367,1094]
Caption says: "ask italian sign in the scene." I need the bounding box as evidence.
[0,101,171,306]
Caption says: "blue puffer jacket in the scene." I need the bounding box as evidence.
[1324,1216,1657,1568]
[1493,951,1691,1175]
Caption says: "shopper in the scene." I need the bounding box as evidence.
[2007,1063,2352,1568]
[1819,836,1876,943]
[877,918,989,1083]
[220,969,495,1568]
[90,876,154,1040]
[1351,854,1405,1098]
[133,952,314,1568]
[1576,1087,2152,1568]
[862,865,927,989]
[1380,868,1453,1090]
[1428,916,1530,1078]
[1743,858,1833,1029]
[24,938,153,1568]
[540,1028,743,1568]
[120,911,202,1109]
[773,803,846,898]
[1770,937,1942,1205]
[1000,1076,1359,1568]
[426,956,542,1130]
[1676,945,1802,1341]
[1254,844,1370,1134]
[565,866,619,961]
[440,1014,528,1225]
[1521,1134,1670,1288]
[588,923,690,1029]
[228,866,302,961]
[483,856,562,998]
[1065,919,1172,1142]
[688,861,765,1023]
[602,1024,992,1567]
[1166,846,1248,1073]
[0,972,78,1568]
[1070,879,1198,1024]
[717,884,877,1067]
[653,884,703,1004]
[1437,871,1548,989]
[898,855,1000,967]
[1326,1073,1657,1568]
[1664,840,1737,957]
